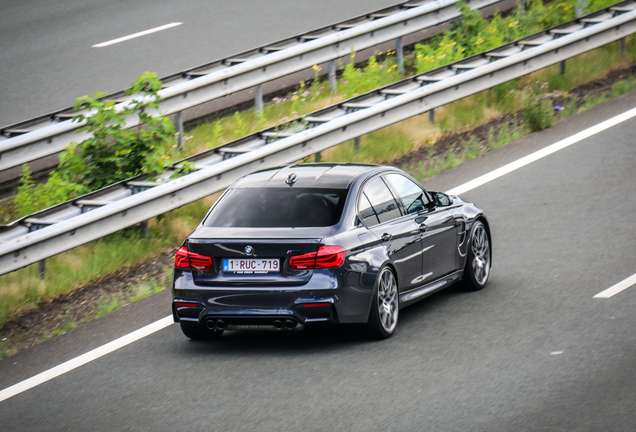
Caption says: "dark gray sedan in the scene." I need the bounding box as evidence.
[172,163,491,339]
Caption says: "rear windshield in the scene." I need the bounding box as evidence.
[204,188,348,228]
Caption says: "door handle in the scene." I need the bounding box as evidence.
[419,224,428,232]
[381,233,392,243]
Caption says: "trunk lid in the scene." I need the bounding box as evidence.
[186,227,333,287]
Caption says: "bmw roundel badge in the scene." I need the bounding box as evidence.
[244,245,253,255]
[285,173,297,186]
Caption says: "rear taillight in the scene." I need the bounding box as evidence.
[174,246,212,270]
[174,302,200,308]
[289,246,345,270]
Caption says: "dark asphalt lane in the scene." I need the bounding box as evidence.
[0,0,403,126]
[1,98,635,430]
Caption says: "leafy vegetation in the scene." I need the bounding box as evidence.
[0,195,216,329]
[95,271,170,320]
[52,308,77,336]
[524,81,555,131]
[13,73,175,218]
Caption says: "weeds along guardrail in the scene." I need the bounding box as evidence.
[1,1,635,276]
[0,0,507,173]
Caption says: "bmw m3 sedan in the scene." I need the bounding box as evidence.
[172,163,491,339]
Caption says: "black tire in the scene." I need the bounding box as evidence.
[367,267,399,339]
[179,321,223,340]
[462,220,491,291]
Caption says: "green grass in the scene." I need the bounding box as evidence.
[403,119,527,181]
[317,38,636,165]
[95,294,127,320]
[94,269,170,319]
[0,196,213,329]
[52,308,77,336]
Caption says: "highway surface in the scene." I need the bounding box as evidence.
[0,0,403,127]
[1,92,635,430]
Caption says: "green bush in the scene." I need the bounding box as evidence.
[524,82,554,131]
[63,72,174,191]
[341,53,402,98]
[14,73,175,219]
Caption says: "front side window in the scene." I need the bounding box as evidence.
[204,188,347,227]
[361,177,401,224]
[384,173,430,215]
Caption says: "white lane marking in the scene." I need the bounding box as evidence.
[446,106,636,196]
[4,105,636,403]
[92,23,182,48]
[0,316,173,403]
[593,273,636,298]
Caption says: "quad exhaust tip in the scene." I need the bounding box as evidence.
[207,318,298,331]
[205,319,226,331]
[274,319,297,330]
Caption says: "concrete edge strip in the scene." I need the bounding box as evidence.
[3,104,636,403]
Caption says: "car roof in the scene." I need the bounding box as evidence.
[232,163,385,189]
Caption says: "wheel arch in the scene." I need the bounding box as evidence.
[365,261,398,321]
[384,262,399,289]
[475,215,492,257]
[459,214,492,275]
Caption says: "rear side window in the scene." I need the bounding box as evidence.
[384,173,430,215]
[204,188,347,227]
[361,177,401,225]
[358,193,379,227]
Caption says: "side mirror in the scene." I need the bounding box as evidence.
[433,192,451,207]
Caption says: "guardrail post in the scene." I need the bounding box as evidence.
[175,111,184,150]
[428,109,435,125]
[315,151,322,162]
[328,60,337,94]
[560,60,566,75]
[621,37,627,57]
[141,220,149,238]
[396,37,405,74]
[354,136,361,152]
[255,84,264,113]
[575,0,584,18]
[38,260,46,280]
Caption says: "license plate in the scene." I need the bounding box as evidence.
[223,258,280,274]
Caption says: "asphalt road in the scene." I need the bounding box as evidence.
[0,0,403,127]
[0,93,635,430]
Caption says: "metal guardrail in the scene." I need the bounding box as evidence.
[0,0,505,172]
[1,1,635,276]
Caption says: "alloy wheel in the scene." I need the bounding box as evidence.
[378,268,399,333]
[471,224,490,285]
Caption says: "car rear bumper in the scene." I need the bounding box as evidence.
[172,268,376,326]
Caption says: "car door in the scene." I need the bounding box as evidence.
[384,173,457,284]
[358,176,423,293]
